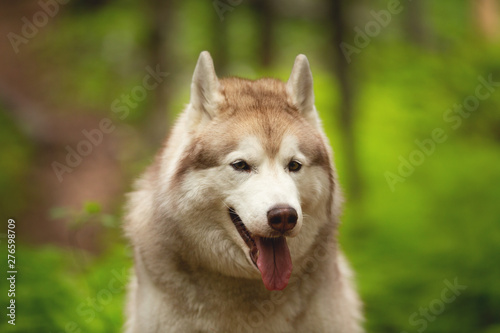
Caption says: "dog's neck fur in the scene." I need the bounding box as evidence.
[133,214,340,329]
[124,52,363,332]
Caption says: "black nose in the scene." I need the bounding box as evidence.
[267,205,298,233]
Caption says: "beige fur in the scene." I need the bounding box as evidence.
[123,51,363,332]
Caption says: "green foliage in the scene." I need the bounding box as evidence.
[50,201,119,229]
[2,0,499,332]
[0,242,131,332]
[0,110,33,218]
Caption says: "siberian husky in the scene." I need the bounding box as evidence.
[124,51,363,332]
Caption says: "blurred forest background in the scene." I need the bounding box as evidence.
[0,0,500,332]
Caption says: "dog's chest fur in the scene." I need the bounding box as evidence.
[124,52,363,333]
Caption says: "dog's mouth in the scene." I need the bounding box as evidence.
[229,209,259,266]
[229,208,292,291]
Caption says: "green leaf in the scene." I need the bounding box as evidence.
[84,201,102,214]
[49,206,71,219]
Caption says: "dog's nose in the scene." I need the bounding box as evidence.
[267,205,298,233]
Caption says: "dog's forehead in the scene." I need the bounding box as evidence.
[217,77,303,154]
[219,77,296,116]
[212,113,328,169]
[185,77,329,171]
[232,134,299,156]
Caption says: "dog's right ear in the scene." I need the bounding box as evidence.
[189,51,221,123]
[287,54,320,128]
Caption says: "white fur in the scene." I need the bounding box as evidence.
[189,50,222,123]
[124,52,363,333]
[287,54,320,128]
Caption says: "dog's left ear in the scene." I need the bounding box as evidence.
[287,55,319,127]
[190,51,221,123]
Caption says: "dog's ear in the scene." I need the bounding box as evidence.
[287,55,319,127]
[190,51,220,122]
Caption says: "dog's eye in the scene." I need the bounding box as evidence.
[231,160,251,172]
[288,160,302,172]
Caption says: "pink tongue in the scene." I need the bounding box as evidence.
[255,237,292,291]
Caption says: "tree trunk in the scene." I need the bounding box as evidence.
[329,0,363,200]
[404,0,429,46]
[212,4,229,76]
[252,0,274,68]
[144,0,172,145]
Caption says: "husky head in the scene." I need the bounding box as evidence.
[151,52,337,291]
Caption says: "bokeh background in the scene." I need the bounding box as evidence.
[1,0,500,332]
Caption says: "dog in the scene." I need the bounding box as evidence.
[123,51,363,332]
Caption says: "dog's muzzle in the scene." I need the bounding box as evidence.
[228,207,294,291]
